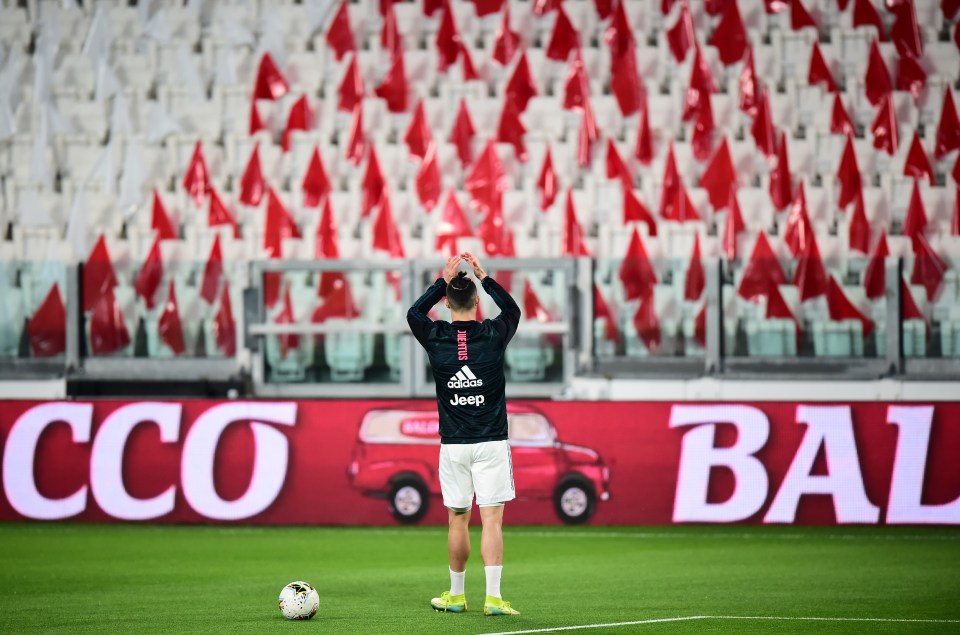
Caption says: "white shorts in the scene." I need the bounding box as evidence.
[439,440,516,509]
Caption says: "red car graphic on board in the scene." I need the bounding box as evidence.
[347,405,611,524]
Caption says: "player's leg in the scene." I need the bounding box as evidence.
[432,445,473,612]
[473,441,520,616]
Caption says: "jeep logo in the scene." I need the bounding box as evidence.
[450,393,486,407]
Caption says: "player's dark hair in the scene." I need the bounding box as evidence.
[446,271,477,313]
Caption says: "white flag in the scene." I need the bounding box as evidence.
[176,44,206,101]
[19,187,54,227]
[256,13,286,67]
[94,58,121,103]
[110,92,134,135]
[146,100,181,144]
[31,113,52,189]
[221,9,254,46]
[304,0,336,38]
[82,6,114,69]
[87,140,116,195]
[65,188,89,261]
[118,138,147,217]
[143,8,171,44]
[0,50,26,114]
[0,98,14,141]
[137,0,154,26]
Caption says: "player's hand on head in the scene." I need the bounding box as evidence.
[462,252,487,280]
[443,255,462,283]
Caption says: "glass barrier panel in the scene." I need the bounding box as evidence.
[594,258,706,359]
[416,267,568,384]
[262,268,404,384]
[0,260,67,359]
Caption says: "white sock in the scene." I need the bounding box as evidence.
[449,567,465,596]
[485,565,503,599]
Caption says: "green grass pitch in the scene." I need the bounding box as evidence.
[0,524,958,634]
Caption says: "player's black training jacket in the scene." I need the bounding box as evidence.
[407,276,521,444]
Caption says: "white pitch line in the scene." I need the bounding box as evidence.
[482,615,960,635]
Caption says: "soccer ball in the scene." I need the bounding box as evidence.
[278,581,320,620]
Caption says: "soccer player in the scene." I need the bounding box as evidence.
[407,252,522,617]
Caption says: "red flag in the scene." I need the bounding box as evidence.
[831,93,856,137]
[723,187,745,260]
[253,53,288,100]
[870,94,899,155]
[785,182,816,258]
[827,275,873,336]
[751,88,778,157]
[477,196,507,255]
[28,284,66,357]
[808,42,837,92]
[624,188,658,236]
[836,0,850,10]
[436,1,461,72]
[738,232,786,301]
[374,52,409,113]
[853,0,886,40]
[326,0,356,61]
[134,237,163,309]
[658,142,680,219]
[182,140,210,208]
[594,284,620,343]
[345,103,366,166]
[435,189,473,255]
[83,234,118,312]
[281,95,312,151]
[952,187,960,236]
[214,282,236,356]
[901,277,924,322]
[316,197,340,259]
[415,142,442,210]
[562,190,590,256]
[634,104,653,164]
[576,99,599,167]
[863,230,888,298]
[935,89,960,160]
[770,131,793,210]
[903,133,934,185]
[450,98,476,166]
[794,234,829,301]
[738,46,760,117]
[208,187,240,237]
[403,99,433,159]
[594,0,614,20]
[911,233,947,301]
[619,227,658,300]
[361,146,385,219]
[902,178,927,241]
[523,279,554,322]
[700,138,736,210]
[546,7,579,61]
[610,42,643,116]
[497,95,528,161]
[537,145,558,210]
[955,16,960,51]
[505,52,538,113]
[955,154,960,185]
[151,189,176,240]
[691,95,715,162]
[897,53,926,103]
[158,280,185,356]
[302,146,331,208]
[465,140,507,213]
[666,0,694,62]
[470,0,503,17]
[684,233,705,300]
[89,288,131,356]
[949,0,960,22]
[606,139,632,190]
[264,188,302,259]
[664,177,700,222]
[865,39,893,106]
[337,55,365,113]
[791,0,817,29]
[836,134,862,209]
[275,288,300,360]
[849,191,871,254]
[890,0,922,57]
[633,290,661,350]
[249,100,265,136]
[459,43,480,81]
[682,47,716,123]
[492,4,520,66]
[605,0,635,60]
[709,0,748,65]
[200,234,223,304]
[372,190,405,257]
[381,1,403,63]
[313,273,360,320]
[563,49,590,111]
[239,143,265,206]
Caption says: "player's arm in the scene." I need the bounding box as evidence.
[463,252,521,344]
[406,256,461,347]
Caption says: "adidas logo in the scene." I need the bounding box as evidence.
[447,365,483,389]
